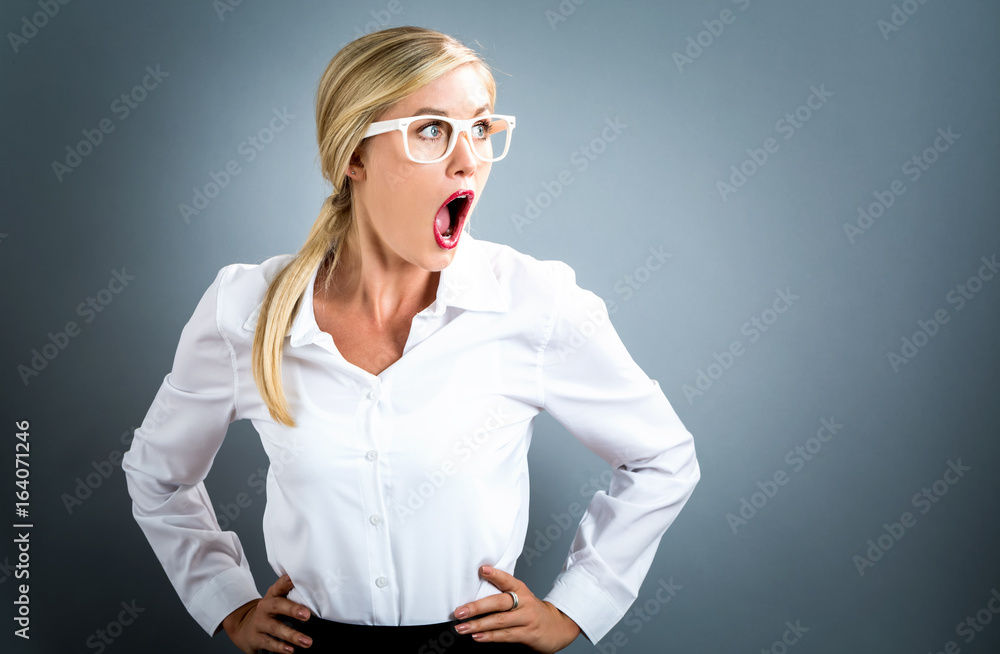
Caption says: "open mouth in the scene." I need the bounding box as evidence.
[433,189,474,249]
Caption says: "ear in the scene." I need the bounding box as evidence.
[344,149,366,181]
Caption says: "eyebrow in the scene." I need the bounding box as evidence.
[413,104,492,117]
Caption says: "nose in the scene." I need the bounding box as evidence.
[447,129,479,176]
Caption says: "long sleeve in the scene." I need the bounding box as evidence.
[537,261,701,645]
[122,265,261,636]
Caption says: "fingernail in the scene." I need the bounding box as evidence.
[455,608,468,618]
[299,636,313,646]
[455,623,470,633]
[284,646,294,653]
[482,565,492,575]
[297,609,309,619]
[472,633,484,640]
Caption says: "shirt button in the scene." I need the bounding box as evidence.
[375,576,388,589]
[369,389,380,400]
[369,514,382,526]
[366,450,378,462]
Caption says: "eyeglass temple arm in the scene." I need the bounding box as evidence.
[363,119,404,138]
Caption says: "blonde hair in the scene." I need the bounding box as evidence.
[252,26,497,427]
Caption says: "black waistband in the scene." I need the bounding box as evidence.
[275,612,532,652]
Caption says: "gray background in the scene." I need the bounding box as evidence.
[2,0,999,652]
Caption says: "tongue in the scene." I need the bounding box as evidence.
[435,204,453,237]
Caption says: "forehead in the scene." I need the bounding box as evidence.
[389,64,493,118]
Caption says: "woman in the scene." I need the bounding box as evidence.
[123,26,700,654]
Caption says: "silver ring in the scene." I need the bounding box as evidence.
[505,590,519,611]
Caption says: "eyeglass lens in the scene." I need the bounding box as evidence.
[405,116,511,162]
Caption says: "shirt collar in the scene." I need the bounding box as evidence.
[242,232,508,347]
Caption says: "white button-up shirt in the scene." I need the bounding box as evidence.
[122,232,700,645]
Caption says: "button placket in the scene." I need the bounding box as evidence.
[358,374,397,621]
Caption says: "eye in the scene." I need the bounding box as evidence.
[417,122,444,140]
[472,119,492,139]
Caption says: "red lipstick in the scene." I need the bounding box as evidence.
[433,189,474,249]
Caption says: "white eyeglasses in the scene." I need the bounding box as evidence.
[363,114,516,164]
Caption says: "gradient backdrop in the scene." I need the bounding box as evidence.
[2,1,999,652]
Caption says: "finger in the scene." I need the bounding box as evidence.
[468,625,532,644]
[480,565,524,592]
[455,605,526,637]
[264,616,313,650]
[266,574,295,598]
[262,596,311,622]
[455,591,514,620]
[455,566,527,619]
[257,630,298,654]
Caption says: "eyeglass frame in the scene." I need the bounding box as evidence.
[362,114,517,164]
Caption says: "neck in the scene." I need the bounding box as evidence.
[320,229,439,327]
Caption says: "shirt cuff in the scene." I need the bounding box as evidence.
[542,568,623,645]
[188,566,262,637]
